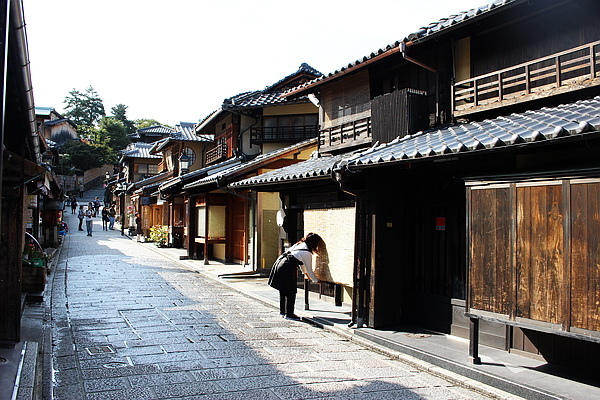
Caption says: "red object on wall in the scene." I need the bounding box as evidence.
[435,217,446,231]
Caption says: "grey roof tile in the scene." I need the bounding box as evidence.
[185,138,317,190]
[121,142,162,159]
[230,152,350,188]
[349,96,600,168]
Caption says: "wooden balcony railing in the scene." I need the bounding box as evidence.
[453,40,600,116]
[319,117,372,151]
[206,142,228,165]
[250,125,318,144]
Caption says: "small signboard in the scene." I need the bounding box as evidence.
[436,217,446,231]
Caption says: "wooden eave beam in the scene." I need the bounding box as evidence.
[283,47,401,99]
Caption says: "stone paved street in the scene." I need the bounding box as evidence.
[50,201,499,400]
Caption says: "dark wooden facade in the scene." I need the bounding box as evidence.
[467,178,600,337]
[356,136,600,368]
[1,0,46,344]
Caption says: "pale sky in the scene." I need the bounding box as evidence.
[23,0,490,127]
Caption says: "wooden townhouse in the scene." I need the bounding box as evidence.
[146,122,214,246]
[232,0,600,369]
[180,64,322,266]
[116,134,168,235]
[1,0,62,343]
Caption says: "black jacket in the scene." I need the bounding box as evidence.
[268,252,302,293]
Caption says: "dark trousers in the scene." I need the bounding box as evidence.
[78,218,84,230]
[279,291,296,316]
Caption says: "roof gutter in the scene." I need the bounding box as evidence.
[11,0,38,162]
[283,46,401,99]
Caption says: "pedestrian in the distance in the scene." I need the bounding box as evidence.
[268,233,322,320]
[85,206,94,236]
[93,197,101,216]
[79,184,84,198]
[108,204,116,230]
[70,196,78,214]
[101,207,110,231]
[135,212,142,242]
[77,205,85,231]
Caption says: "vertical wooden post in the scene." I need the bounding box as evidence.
[562,180,571,332]
[555,56,562,87]
[304,279,310,310]
[498,72,503,101]
[334,284,343,307]
[590,44,596,79]
[525,65,530,94]
[469,317,482,364]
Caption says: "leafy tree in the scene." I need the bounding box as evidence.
[111,103,136,133]
[63,86,106,136]
[97,117,130,151]
[134,118,165,130]
[60,140,115,171]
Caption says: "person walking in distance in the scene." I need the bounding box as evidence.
[77,205,85,231]
[70,196,78,214]
[268,233,322,320]
[79,184,84,198]
[85,206,94,236]
[135,213,142,242]
[101,206,109,231]
[108,204,116,230]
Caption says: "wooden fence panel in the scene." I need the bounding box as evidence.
[516,184,564,324]
[469,186,511,314]
[571,182,600,332]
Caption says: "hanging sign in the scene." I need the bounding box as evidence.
[435,217,446,231]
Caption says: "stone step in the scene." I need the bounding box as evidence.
[10,341,39,400]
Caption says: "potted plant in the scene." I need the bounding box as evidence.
[149,225,169,247]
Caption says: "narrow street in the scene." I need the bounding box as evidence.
[48,192,503,400]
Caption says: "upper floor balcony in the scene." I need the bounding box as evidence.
[250,124,318,145]
[453,40,600,116]
[319,117,372,152]
[206,142,228,165]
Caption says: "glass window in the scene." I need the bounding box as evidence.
[183,147,196,167]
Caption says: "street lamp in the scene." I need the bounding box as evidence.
[42,150,53,165]
[118,182,127,236]
[179,152,190,175]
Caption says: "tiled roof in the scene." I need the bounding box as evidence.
[223,91,286,109]
[222,64,322,109]
[131,171,172,191]
[121,142,162,159]
[129,125,175,139]
[195,64,321,132]
[35,106,53,116]
[284,0,519,96]
[348,96,600,168]
[230,152,349,189]
[185,138,318,190]
[231,96,600,188]
[160,157,244,193]
[138,125,175,135]
[151,122,214,153]
[173,122,213,142]
[265,63,323,91]
[44,118,76,127]
[407,0,517,43]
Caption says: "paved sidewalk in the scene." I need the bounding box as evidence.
[144,244,600,400]
[6,186,598,399]
[42,202,520,400]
